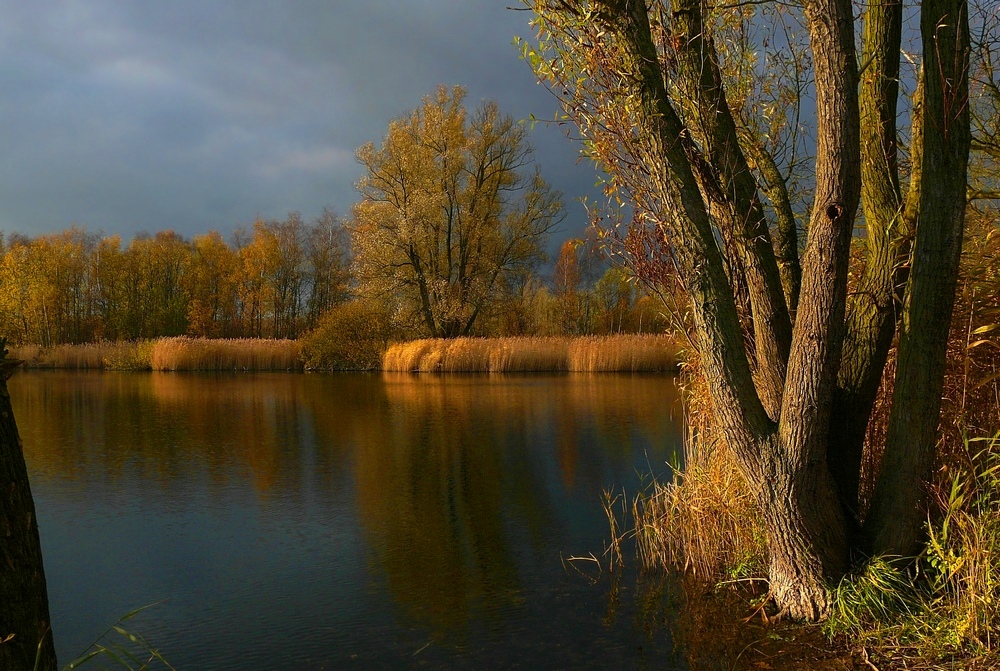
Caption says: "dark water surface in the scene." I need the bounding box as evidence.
[10,371,688,670]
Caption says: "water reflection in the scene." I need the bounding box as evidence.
[11,371,685,670]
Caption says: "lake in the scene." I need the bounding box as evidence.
[10,371,688,670]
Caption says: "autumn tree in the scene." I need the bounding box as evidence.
[184,231,240,337]
[35,229,97,344]
[523,0,971,620]
[263,214,307,339]
[234,222,278,339]
[352,86,563,338]
[552,239,588,334]
[551,236,606,334]
[305,209,351,330]
[0,230,98,346]
[593,267,638,334]
[95,231,191,339]
[0,238,49,345]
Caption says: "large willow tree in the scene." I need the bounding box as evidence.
[523,0,970,619]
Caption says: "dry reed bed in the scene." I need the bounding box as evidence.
[150,337,302,371]
[382,335,680,373]
[10,337,303,371]
[10,341,151,370]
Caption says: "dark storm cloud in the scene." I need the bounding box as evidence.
[0,1,596,240]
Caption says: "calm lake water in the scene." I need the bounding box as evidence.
[10,371,688,670]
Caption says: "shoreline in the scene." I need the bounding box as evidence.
[8,333,683,373]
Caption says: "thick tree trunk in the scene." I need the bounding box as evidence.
[737,136,802,318]
[672,0,793,418]
[747,0,863,618]
[748,433,848,620]
[0,342,57,671]
[866,0,971,557]
[827,0,909,527]
[605,0,855,619]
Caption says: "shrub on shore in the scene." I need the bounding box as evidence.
[300,299,401,370]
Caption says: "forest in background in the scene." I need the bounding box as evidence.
[0,218,667,349]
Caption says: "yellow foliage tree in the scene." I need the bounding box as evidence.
[352,86,563,338]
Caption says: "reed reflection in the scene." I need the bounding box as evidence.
[11,372,378,496]
[353,374,683,635]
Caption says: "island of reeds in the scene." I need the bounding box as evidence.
[7,333,680,373]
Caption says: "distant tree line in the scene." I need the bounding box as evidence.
[0,221,666,349]
[0,211,350,346]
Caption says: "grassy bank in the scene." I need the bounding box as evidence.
[11,337,303,372]
[382,335,680,373]
[626,396,1000,669]
[625,354,1000,667]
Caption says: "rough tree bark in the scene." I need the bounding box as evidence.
[0,339,57,671]
[866,0,971,558]
[525,0,971,619]
[827,0,912,531]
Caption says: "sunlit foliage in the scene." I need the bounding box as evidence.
[351,85,563,338]
[0,212,350,346]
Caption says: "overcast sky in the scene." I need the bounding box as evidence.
[0,1,598,242]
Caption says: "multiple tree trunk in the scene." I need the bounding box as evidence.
[528,0,971,618]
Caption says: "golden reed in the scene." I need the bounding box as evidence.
[149,337,302,372]
[12,337,303,372]
[381,334,680,373]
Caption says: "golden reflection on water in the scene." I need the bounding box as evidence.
[360,374,683,632]
[10,370,683,639]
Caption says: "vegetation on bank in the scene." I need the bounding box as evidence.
[622,213,1000,668]
[11,337,302,372]
[0,93,665,356]
[0,214,350,346]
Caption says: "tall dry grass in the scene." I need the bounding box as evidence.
[625,213,1000,665]
[10,338,303,371]
[630,357,767,581]
[382,334,680,373]
[149,337,303,371]
[11,341,154,370]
